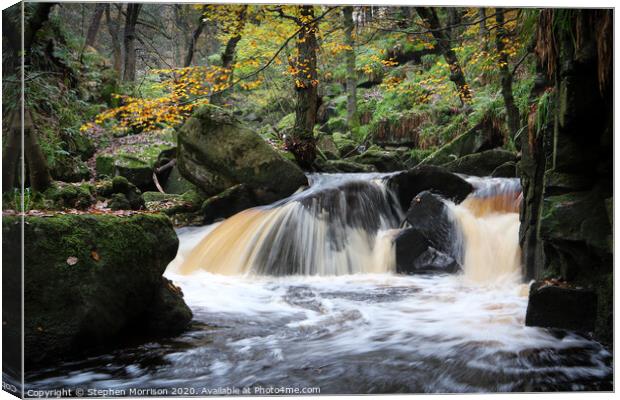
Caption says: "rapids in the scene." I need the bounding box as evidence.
[24,173,612,393]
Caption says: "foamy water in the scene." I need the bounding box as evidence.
[25,175,613,393]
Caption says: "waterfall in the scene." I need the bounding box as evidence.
[178,173,402,275]
[177,173,523,282]
[450,177,522,283]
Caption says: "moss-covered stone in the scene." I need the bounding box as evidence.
[40,183,95,210]
[314,158,377,173]
[442,149,517,177]
[2,214,191,366]
[316,135,340,160]
[163,166,198,195]
[348,149,405,172]
[332,131,358,156]
[201,184,257,224]
[177,106,307,203]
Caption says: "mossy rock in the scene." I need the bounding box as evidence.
[163,166,198,195]
[348,149,405,172]
[314,158,377,173]
[3,214,191,366]
[442,149,517,177]
[50,153,91,183]
[332,132,358,156]
[316,135,340,160]
[201,184,257,224]
[177,106,307,203]
[95,176,144,210]
[40,183,95,210]
[325,116,348,134]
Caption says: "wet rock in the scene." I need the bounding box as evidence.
[177,107,307,203]
[525,282,597,332]
[314,158,377,173]
[386,165,473,209]
[2,214,190,366]
[443,149,517,177]
[202,184,257,224]
[394,229,460,274]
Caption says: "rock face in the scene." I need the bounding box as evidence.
[525,283,597,333]
[394,191,463,274]
[519,10,612,344]
[2,214,192,367]
[386,165,473,210]
[442,149,517,177]
[177,107,308,203]
[202,184,256,224]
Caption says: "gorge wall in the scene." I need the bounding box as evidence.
[519,9,613,344]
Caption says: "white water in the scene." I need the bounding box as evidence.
[25,174,612,393]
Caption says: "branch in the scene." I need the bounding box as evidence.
[266,6,301,24]
[511,50,531,76]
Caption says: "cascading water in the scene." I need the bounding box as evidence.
[178,173,402,276]
[25,173,612,393]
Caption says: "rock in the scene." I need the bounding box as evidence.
[142,278,193,335]
[177,107,307,203]
[394,228,460,274]
[348,148,406,172]
[325,116,348,134]
[316,135,340,160]
[50,154,91,182]
[443,149,517,177]
[420,115,505,166]
[2,214,191,366]
[492,161,517,178]
[40,183,95,210]
[525,282,597,332]
[386,165,473,209]
[108,193,131,210]
[404,191,463,258]
[163,166,198,195]
[314,158,377,173]
[96,176,144,210]
[143,191,204,226]
[202,184,256,224]
[332,132,358,156]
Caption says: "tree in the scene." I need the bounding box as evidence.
[84,3,106,48]
[105,4,123,76]
[342,6,358,129]
[415,7,472,104]
[495,8,521,138]
[122,3,142,81]
[288,5,320,168]
[183,7,207,67]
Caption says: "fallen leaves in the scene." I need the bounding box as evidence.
[90,250,101,262]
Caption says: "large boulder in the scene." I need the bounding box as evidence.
[177,107,307,203]
[442,149,517,177]
[386,165,473,210]
[2,214,192,366]
[525,282,597,332]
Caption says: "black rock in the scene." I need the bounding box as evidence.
[394,228,460,274]
[443,149,517,177]
[386,165,473,210]
[525,282,597,333]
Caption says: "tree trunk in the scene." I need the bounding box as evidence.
[122,3,142,81]
[210,6,247,105]
[415,7,472,103]
[2,110,21,192]
[183,8,207,67]
[23,110,53,192]
[287,6,319,169]
[105,4,123,76]
[478,8,489,43]
[343,6,358,129]
[495,8,520,137]
[85,3,105,48]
